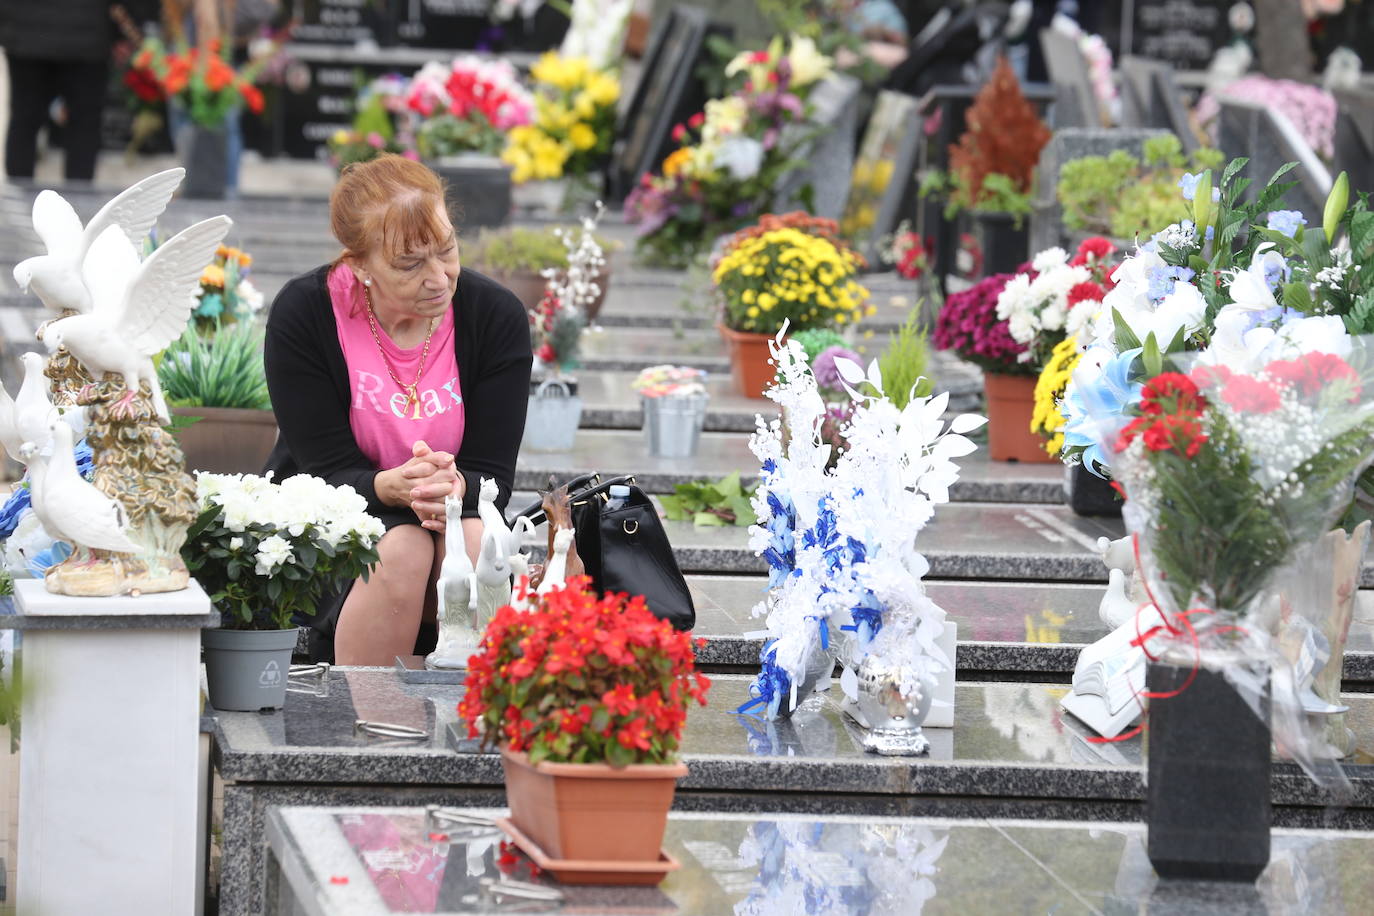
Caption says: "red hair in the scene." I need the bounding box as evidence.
[330,154,450,264]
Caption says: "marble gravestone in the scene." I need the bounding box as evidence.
[1029,128,1168,255]
[1333,87,1374,200]
[839,90,922,265]
[1217,97,1333,222]
[1118,55,1200,154]
[776,73,861,222]
[1038,28,1102,130]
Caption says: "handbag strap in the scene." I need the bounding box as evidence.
[509,473,638,527]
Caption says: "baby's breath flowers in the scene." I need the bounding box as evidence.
[713,217,873,335]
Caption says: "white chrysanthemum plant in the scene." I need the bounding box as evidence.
[740,325,986,719]
[183,473,385,630]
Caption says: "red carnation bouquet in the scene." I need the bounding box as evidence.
[459,579,711,766]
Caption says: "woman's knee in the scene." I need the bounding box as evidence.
[369,526,437,593]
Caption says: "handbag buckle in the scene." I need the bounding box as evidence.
[623,519,639,535]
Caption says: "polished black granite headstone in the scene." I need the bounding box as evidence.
[266,806,1374,915]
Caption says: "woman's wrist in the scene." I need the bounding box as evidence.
[374,468,408,507]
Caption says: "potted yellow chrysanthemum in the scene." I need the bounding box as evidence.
[712,213,873,398]
[503,52,620,213]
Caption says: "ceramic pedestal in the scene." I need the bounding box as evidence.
[7,579,214,914]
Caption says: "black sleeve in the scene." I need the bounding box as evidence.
[264,273,389,517]
[454,285,532,519]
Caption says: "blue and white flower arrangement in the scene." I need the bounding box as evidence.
[740,327,985,718]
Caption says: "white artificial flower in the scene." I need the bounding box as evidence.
[1225,248,1285,314]
[1066,296,1101,340]
[786,34,833,87]
[236,278,264,313]
[713,136,764,181]
[229,537,244,551]
[254,535,293,576]
[1032,246,1069,273]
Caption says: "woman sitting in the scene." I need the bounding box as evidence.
[264,154,532,665]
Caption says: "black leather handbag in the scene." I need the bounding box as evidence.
[511,473,696,630]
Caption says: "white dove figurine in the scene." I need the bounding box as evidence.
[23,421,139,563]
[536,528,576,596]
[0,352,57,463]
[39,215,232,422]
[13,168,184,315]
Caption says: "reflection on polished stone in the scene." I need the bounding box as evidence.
[267,807,1374,915]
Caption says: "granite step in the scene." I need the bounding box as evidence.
[517,429,1064,502]
[519,500,1129,582]
[687,574,1374,685]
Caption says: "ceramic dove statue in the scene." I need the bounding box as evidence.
[536,528,576,596]
[429,494,480,669]
[13,168,184,315]
[0,352,58,463]
[473,528,514,632]
[38,215,232,422]
[22,421,139,570]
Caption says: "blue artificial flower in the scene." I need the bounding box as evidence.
[195,291,225,319]
[1145,264,1196,303]
[25,540,72,578]
[1061,347,1144,477]
[1266,210,1307,239]
[739,641,794,717]
[1178,172,1201,201]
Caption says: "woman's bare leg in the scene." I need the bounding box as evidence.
[335,525,439,666]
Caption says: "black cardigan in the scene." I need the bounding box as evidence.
[263,264,532,521]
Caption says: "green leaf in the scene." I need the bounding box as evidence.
[693,511,726,527]
[1350,210,1374,256]
[1165,325,1189,355]
[658,495,687,520]
[1282,281,1314,313]
[1142,333,1163,377]
[715,471,743,499]
[727,495,755,525]
[1221,157,1249,189]
[1112,308,1142,352]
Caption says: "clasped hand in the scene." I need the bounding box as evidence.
[401,440,463,532]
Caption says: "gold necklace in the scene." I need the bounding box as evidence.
[364,285,438,420]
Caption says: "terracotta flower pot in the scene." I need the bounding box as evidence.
[481,266,612,321]
[983,372,1055,463]
[718,323,779,399]
[171,407,279,475]
[500,747,686,862]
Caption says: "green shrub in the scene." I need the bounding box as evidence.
[157,322,271,410]
[878,309,933,410]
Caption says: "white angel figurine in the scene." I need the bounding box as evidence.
[14,168,184,315]
[38,216,232,421]
[429,494,479,669]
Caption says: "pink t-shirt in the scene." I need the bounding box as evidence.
[328,264,465,471]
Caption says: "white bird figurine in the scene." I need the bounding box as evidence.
[536,528,576,596]
[473,528,514,630]
[13,168,184,315]
[22,421,139,563]
[0,352,57,463]
[38,215,232,422]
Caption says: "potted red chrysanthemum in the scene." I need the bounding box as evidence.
[459,578,710,877]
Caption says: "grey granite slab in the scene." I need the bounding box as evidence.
[516,429,1062,503]
[211,669,1374,809]
[265,805,1374,916]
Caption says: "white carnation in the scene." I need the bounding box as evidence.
[1032,247,1069,273]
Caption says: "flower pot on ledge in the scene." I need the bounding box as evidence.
[171,406,278,475]
[427,154,513,230]
[500,746,686,863]
[983,372,1055,463]
[718,323,779,399]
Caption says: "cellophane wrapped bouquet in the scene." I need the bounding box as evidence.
[741,327,985,717]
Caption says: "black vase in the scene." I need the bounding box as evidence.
[971,211,1029,276]
[428,155,513,231]
[1065,464,1121,517]
[1146,660,1271,882]
[182,124,229,200]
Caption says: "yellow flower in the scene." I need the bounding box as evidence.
[662,147,693,178]
[747,306,759,318]
[757,292,777,310]
[568,122,597,151]
[1032,336,1082,455]
[785,34,833,88]
[573,91,596,120]
[586,73,620,107]
[332,128,350,146]
[200,264,226,289]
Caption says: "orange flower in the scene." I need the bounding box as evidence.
[205,57,234,92]
[661,147,692,178]
[238,83,264,115]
